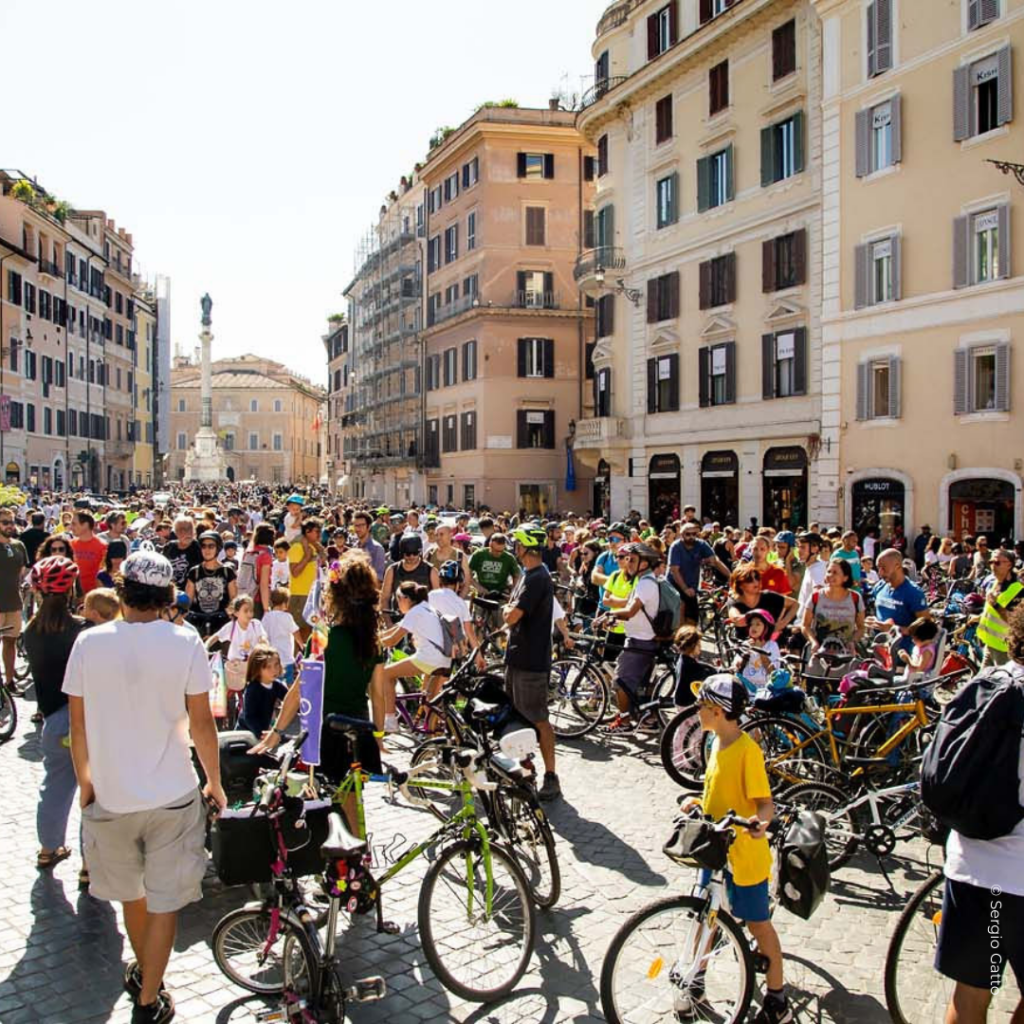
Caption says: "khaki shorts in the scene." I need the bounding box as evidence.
[0,609,22,639]
[289,594,309,629]
[82,789,207,913]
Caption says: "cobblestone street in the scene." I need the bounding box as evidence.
[0,681,966,1024]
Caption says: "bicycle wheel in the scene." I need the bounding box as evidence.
[600,894,755,1024]
[651,665,678,729]
[212,905,312,995]
[492,786,560,909]
[407,737,462,820]
[418,839,535,1002]
[776,780,859,871]
[0,684,17,743]
[848,714,926,789]
[547,658,609,739]
[740,714,827,787]
[660,706,709,790]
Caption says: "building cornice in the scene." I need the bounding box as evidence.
[420,304,593,340]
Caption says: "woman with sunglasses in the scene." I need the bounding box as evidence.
[726,563,796,641]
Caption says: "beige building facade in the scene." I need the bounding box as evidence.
[132,285,156,487]
[324,316,348,490]
[168,353,325,484]
[815,0,1024,541]
[420,106,595,514]
[576,0,824,529]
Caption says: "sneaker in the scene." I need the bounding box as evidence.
[537,772,561,802]
[752,995,793,1024]
[602,714,633,733]
[123,961,169,1004]
[131,992,175,1024]
[383,715,400,734]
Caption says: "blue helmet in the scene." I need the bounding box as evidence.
[775,531,797,548]
[439,559,465,584]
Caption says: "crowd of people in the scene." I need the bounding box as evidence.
[1,483,1021,1023]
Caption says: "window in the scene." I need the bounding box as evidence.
[426,352,441,390]
[709,60,729,116]
[763,230,807,292]
[274,399,282,412]
[596,205,615,250]
[224,432,235,451]
[518,337,554,378]
[24,282,35,314]
[462,156,480,189]
[955,343,1009,414]
[443,347,458,387]
[250,398,258,412]
[43,407,52,435]
[597,135,609,177]
[443,172,459,203]
[467,211,476,251]
[445,283,459,306]
[427,292,440,325]
[656,173,679,229]
[699,342,736,406]
[646,354,680,413]
[177,432,187,450]
[584,155,596,181]
[761,112,805,185]
[595,367,611,417]
[596,294,615,338]
[517,270,554,308]
[248,432,259,450]
[463,273,478,299]
[595,49,610,91]
[954,207,1009,287]
[441,415,458,453]
[525,207,546,246]
[445,224,458,264]
[655,94,673,143]
[6,270,21,306]
[969,0,1000,30]
[428,185,442,214]
[772,19,797,80]
[762,329,807,399]
[463,484,475,507]
[517,409,555,448]
[856,356,901,419]
[460,411,476,450]
[646,271,680,323]
[177,398,185,412]
[854,234,900,307]
[699,253,736,309]
[273,433,283,451]
[648,2,677,58]
[954,48,1012,141]
[700,0,736,21]
[697,146,734,212]
[462,340,478,381]
[517,153,554,180]
[427,235,441,273]
[856,97,902,176]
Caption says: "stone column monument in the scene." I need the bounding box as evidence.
[184,293,228,481]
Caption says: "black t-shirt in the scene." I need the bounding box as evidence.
[726,591,786,640]
[505,564,554,672]
[19,528,49,563]
[238,678,290,736]
[541,545,561,575]
[188,563,237,616]
[162,540,202,589]
[712,541,733,583]
[23,617,88,717]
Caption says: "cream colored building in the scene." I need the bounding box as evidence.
[131,283,157,487]
[168,353,325,484]
[575,0,824,529]
[815,0,1024,541]
[323,315,348,491]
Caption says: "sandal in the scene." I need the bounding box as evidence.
[30,711,44,724]
[78,868,90,891]
[37,847,72,870]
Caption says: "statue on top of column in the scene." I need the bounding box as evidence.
[200,293,213,327]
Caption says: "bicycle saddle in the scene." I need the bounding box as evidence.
[320,811,368,859]
[325,714,376,737]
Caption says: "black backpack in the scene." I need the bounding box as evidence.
[920,666,1024,840]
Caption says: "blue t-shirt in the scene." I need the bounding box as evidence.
[872,578,927,656]
[669,538,715,591]
[595,548,618,602]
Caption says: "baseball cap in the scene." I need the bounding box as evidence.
[123,550,174,588]
[285,494,305,507]
[690,674,748,714]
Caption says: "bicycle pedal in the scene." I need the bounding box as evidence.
[348,976,387,1002]
[378,919,400,935]
[753,953,771,975]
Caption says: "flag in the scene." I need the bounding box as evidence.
[311,409,322,433]
[565,444,576,492]
[298,659,325,765]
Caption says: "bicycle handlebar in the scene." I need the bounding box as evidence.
[254,729,309,813]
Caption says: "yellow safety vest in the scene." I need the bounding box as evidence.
[976,581,1024,652]
[602,569,633,635]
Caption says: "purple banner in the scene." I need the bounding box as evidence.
[298,659,324,766]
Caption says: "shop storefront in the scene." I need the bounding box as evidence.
[762,447,807,530]
[949,478,1015,542]
[648,453,680,529]
[700,450,739,527]
[4,462,19,484]
[594,459,611,521]
[852,478,905,543]
[519,482,554,518]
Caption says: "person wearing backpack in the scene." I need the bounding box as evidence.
[926,605,1024,1022]
[668,522,730,625]
[237,524,275,619]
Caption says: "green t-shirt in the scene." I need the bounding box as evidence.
[323,625,385,719]
[469,548,520,593]
[370,522,391,546]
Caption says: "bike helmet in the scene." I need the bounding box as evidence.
[438,559,465,584]
[775,530,796,548]
[745,607,776,630]
[198,529,222,552]
[511,526,547,549]
[608,522,629,540]
[398,533,423,558]
[962,592,985,614]
[29,556,80,595]
[632,542,663,566]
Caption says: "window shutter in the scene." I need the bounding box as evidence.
[794,229,807,285]
[855,109,872,176]
[953,66,972,141]
[762,333,775,399]
[696,156,710,213]
[891,234,902,300]
[953,349,969,414]
[543,271,554,304]
[516,152,527,178]
[889,355,902,418]
[647,358,658,412]
[517,338,527,377]
[699,0,712,25]
[647,13,659,58]
[584,155,595,181]
[998,203,1011,279]
[667,271,680,319]
[980,0,999,24]
[997,46,1013,126]
[543,411,555,448]
[725,252,737,302]
[792,111,805,174]
[668,1,678,44]
[793,327,808,395]
[952,215,970,288]
[544,154,555,179]
[699,260,711,309]
[763,239,776,293]
[516,410,528,447]
[725,145,735,201]
[647,278,659,323]
[516,270,526,296]
[866,2,877,77]
[968,0,981,29]
[667,353,680,410]
[890,95,903,164]
[761,126,774,187]
[669,171,679,223]
[995,341,1010,411]
[854,243,870,308]
[724,342,737,403]
[584,209,595,249]
[875,0,892,74]
[856,362,871,420]
[698,347,710,407]
[543,338,555,378]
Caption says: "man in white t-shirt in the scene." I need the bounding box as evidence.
[64,550,225,1024]
[795,532,828,627]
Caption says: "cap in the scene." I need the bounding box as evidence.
[691,674,748,715]
[389,513,406,523]
[123,550,174,588]
[285,494,305,507]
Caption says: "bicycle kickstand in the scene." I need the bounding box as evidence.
[375,897,400,936]
[875,855,898,895]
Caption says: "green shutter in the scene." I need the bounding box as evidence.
[793,111,805,174]
[697,156,710,213]
[725,145,735,201]
[761,126,774,187]
[670,171,679,222]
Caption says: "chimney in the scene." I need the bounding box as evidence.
[548,97,561,111]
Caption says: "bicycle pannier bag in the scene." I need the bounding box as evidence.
[775,810,831,920]
[663,815,729,871]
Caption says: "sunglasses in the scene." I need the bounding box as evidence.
[200,542,218,549]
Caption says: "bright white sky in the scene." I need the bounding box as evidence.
[2,0,610,387]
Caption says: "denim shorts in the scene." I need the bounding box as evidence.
[698,868,771,923]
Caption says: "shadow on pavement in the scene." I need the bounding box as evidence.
[784,953,888,1023]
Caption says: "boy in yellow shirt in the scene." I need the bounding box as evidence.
[681,674,791,1024]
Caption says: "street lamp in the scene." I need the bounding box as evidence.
[987,159,1024,187]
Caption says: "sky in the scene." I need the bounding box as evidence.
[1,0,610,387]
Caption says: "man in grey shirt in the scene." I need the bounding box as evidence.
[352,511,386,579]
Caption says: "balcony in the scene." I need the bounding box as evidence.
[580,76,629,110]
[38,258,61,277]
[596,0,638,36]
[574,246,627,292]
[573,416,626,449]
[429,292,476,326]
[514,290,561,310]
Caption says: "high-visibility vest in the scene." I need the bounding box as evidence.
[976,581,1024,652]
[602,569,633,634]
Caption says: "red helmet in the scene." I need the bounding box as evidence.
[30,556,80,595]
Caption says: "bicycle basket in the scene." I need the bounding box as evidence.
[663,815,730,871]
